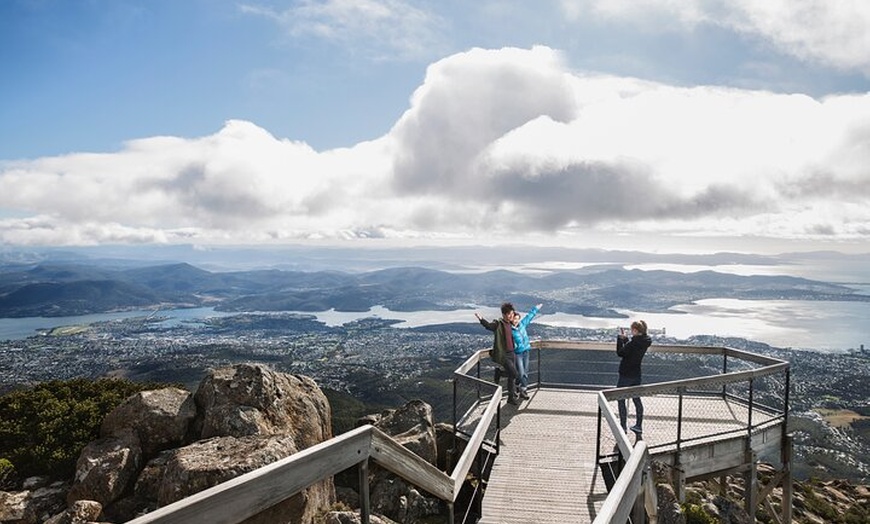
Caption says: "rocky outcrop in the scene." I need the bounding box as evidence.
[677,462,870,524]
[2,364,336,524]
[194,365,331,447]
[0,479,69,524]
[359,400,443,524]
[66,428,142,507]
[100,387,195,456]
[44,500,103,524]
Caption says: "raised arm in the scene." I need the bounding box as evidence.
[475,312,497,332]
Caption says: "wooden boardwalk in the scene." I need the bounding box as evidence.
[477,388,784,523]
[478,389,606,524]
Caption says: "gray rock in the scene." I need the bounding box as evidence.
[363,400,442,523]
[323,510,398,524]
[67,428,142,507]
[44,499,103,524]
[193,363,332,450]
[0,481,70,524]
[100,387,195,456]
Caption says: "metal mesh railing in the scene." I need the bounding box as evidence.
[450,341,790,524]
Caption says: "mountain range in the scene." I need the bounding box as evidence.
[0,260,866,318]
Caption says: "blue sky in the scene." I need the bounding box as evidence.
[1,0,869,253]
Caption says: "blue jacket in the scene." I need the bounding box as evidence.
[511,305,539,354]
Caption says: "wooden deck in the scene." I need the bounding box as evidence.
[478,389,606,524]
[477,388,785,523]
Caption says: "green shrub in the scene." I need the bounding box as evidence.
[0,457,16,489]
[683,503,717,524]
[0,378,173,481]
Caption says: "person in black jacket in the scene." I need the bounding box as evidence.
[616,320,652,434]
[475,303,520,405]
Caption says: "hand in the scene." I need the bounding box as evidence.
[536,303,543,310]
[474,312,482,321]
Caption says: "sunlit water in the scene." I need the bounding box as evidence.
[2,258,868,352]
[1,300,866,353]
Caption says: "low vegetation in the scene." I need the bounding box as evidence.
[0,378,171,482]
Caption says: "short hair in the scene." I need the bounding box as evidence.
[500,302,515,315]
[631,320,648,335]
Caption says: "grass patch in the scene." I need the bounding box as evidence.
[815,408,868,428]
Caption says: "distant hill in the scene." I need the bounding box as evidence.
[0,280,158,317]
[0,261,866,318]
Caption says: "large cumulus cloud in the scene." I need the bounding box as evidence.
[563,0,870,74]
[1,46,868,245]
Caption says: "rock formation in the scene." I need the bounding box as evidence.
[358,400,443,524]
[4,363,335,524]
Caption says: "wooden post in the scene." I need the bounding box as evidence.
[643,468,659,524]
[632,486,645,524]
[743,451,758,522]
[359,459,370,524]
[782,434,793,524]
[674,387,685,503]
[673,463,686,503]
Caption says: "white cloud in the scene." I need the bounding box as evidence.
[560,0,870,74]
[240,0,445,61]
[1,46,868,246]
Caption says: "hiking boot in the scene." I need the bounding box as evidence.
[630,425,643,435]
[519,390,530,399]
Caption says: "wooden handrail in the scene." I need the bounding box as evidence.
[450,385,502,494]
[603,361,789,401]
[369,427,453,501]
[592,441,650,524]
[126,426,373,524]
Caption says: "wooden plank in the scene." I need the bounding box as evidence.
[127,426,373,524]
[369,428,453,501]
[479,390,611,523]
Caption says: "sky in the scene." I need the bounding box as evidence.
[1,0,869,254]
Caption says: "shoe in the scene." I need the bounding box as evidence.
[519,390,530,399]
[630,425,643,434]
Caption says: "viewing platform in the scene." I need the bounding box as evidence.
[127,340,793,524]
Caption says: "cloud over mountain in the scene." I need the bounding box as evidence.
[1,46,868,246]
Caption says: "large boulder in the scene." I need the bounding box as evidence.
[145,435,300,506]
[193,364,332,449]
[66,428,142,507]
[135,434,334,524]
[100,387,196,456]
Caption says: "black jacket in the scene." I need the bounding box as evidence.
[478,317,514,367]
[616,334,652,379]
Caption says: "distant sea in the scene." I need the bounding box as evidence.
[1,261,867,353]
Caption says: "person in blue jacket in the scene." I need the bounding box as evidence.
[616,320,652,434]
[511,303,542,400]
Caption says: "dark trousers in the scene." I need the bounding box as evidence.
[617,375,643,430]
[493,354,519,401]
